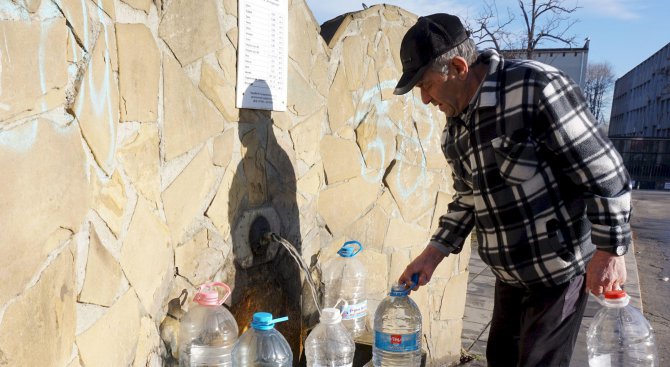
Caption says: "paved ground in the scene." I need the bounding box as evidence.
[457,190,667,366]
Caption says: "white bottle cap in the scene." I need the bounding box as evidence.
[320,308,342,324]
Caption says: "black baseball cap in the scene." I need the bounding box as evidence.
[394,14,469,95]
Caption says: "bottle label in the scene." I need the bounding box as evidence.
[313,364,352,367]
[374,330,420,352]
[588,354,612,367]
[341,300,367,320]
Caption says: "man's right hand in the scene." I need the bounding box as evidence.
[398,245,446,291]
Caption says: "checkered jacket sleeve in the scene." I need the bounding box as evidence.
[537,71,632,251]
[429,169,476,255]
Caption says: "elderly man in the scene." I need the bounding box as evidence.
[396,13,631,366]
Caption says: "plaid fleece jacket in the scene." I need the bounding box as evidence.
[430,50,632,288]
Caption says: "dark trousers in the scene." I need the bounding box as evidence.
[486,275,588,367]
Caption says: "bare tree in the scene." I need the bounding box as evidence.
[468,0,580,58]
[466,1,516,52]
[583,61,616,123]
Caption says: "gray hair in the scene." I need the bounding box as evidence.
[429,39,478,75]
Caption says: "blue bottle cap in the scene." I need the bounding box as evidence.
[337,240,363,257]
[389,273,420,296]
[251,312,289,330]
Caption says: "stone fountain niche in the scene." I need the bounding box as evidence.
[227,113,305,360]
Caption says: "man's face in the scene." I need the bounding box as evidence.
[416,67,467,118]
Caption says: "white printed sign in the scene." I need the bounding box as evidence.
[236,0,288,111]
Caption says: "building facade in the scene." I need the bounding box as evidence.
[609,42,670,189]
[503,39,590,89]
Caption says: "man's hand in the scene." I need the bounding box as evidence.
[585,249,627,295]
[398,245,446,291]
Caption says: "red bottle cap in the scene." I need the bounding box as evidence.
[604,290,627,299]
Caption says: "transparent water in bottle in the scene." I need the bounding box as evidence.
[372,281,422,367]
[305,308,355,367]
[232,312,293,367]
[587,290,658,366]
[179,282,238,367]
[322,240,368,338]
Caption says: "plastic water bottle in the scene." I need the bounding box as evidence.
[372,275,422,367]
[305,308,355,367]
[322,240,368,338]
[587,290,658,366]
[179,282,238,366]
[232,312,292,366]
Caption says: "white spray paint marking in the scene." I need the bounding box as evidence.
[355,79,438,199]
[0,120,39,153]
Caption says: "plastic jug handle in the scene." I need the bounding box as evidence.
[339,240,363,257]
[194,281,232,305]
[588,286,628,307]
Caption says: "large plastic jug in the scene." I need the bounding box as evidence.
[372,275,422,367]
[587,290,658,366]
[322,240,368,338]
[179,282,238,366]
[304,308,355,367]
[232,312,293,366]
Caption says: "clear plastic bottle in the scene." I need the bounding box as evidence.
[322,240,368,338]
[372,277,422,367]
[179,282,238,367]
[587,290,658,366]
[305,308,355,367]
[232,312,293,367]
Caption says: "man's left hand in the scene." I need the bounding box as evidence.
[585,249,627,295]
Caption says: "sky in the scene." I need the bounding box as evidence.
[304,0,670,79]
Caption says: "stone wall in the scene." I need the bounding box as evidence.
[0,0,469,366]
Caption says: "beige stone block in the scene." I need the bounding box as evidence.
[54,0,99,51]
[290,109,323,167]
[0,119,89,306]
[158,0,222,65]
[427,319,462,366]
[117,123,160,203]
[240,129,267,207]
[96,0,116,20]
[212,129,236,167]
[342,35,366,91]
[382,5,402,21]
[162,146,217,243]
[76,290,141,367]
[345,205,389,252]
[226,28,238,48]
[206,165,242,240]
[79,227,121,306]
[356,249,388,299]
[318,176,380,235]
[176,229,224,286]
[438,271,468,320]
[223,0,237,17]
[199,61,239,123]
[74,28,119,174]
[0,19,68,123]
[297,161,323,197]
[121,0,152,12]
[134,316,162,367]
[361,13,381,40]
[429,191,450,237]
[271,111,293,131]
[216,40,238,82]
[23,0,42,13]
[363,59,379,92]
[121,198,173,316]
[320,136,361,184]
[432,253,459,281]
[385,26,406,73]
[327,63,354,132]
[384,160,440,223]
[0,244,75,367]
[288,62,323,117]
[116,23,160,122]
[355,108,396,174]
[309,53,330,97]
[384,218,429,250]
[163,55,224,160]
[377,189,397,216]
[92,170,126,237]
[67,356,83,367]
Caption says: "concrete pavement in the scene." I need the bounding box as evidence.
[459,232,643,366]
